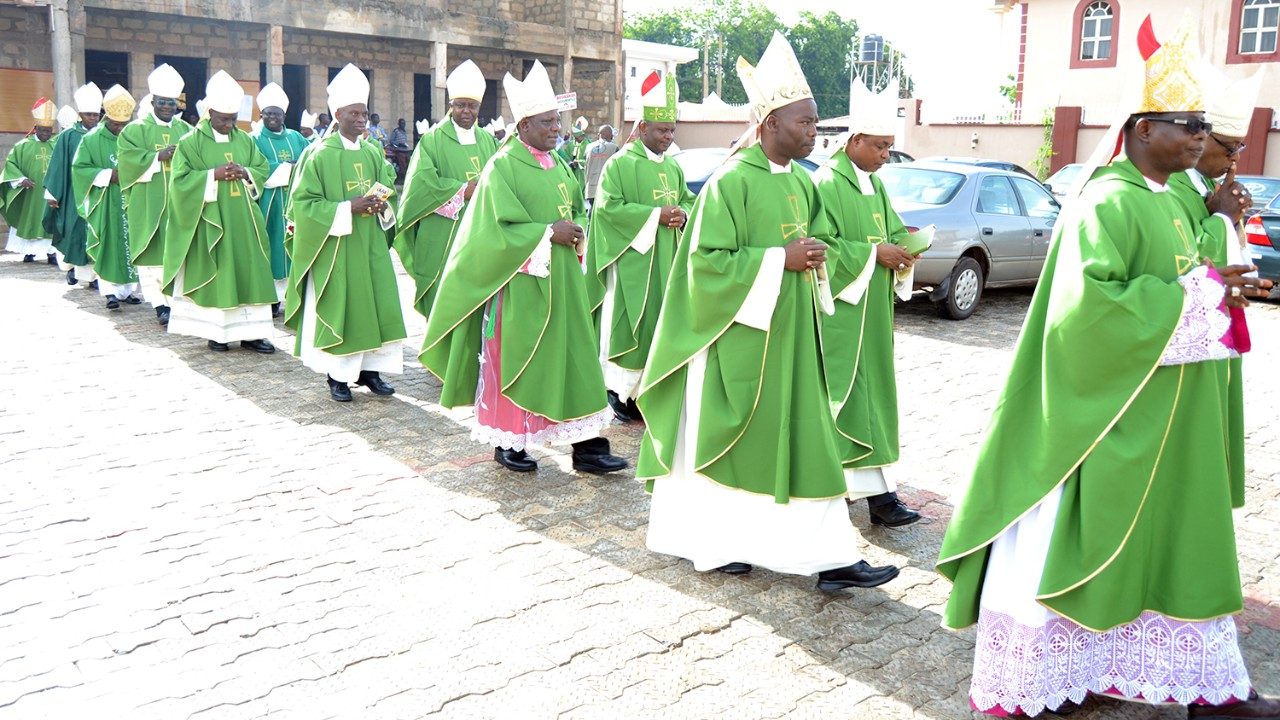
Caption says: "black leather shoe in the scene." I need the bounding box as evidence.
[156,306,170,326]
[207,340,230,351]
[494,447,537,472]
[22,254,34,263]
[715,562,752,575]
[327,375,352,402]
[355,370,394,396]
[122,294,142,305]
[240,339,276,354]
[608,390,637,423]
[105,295,120,310]
[272,302,281,318]
[65,269,77,285]
[816,560,900,591]
[46,253,56,265]
[88,279,98,290]
[571,437,628,474]
[868,492,921,527]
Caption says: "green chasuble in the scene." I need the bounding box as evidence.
[938,158,1246,632]
[813,152,906,470]
[635,144,846,502]
[162,119,276,309]
[254,127,310,280]
[43,122,92,266]
[557,136,588,195]
[0,135,55,240]
[393,120,499,318]
[420,138,608,422]
[585,140,695,374]
[284,132,407,355]
[1168,169,1246,507]
[72,125,136,286]
[118,115,193,267]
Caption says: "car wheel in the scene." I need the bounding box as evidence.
[939,256,984,320]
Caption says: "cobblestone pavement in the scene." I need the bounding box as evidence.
[1,254,1277,720]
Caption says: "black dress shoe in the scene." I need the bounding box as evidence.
[207,340,230,351]
[494,447,537,472]
[816,560,900,591]
[271,302,281,318]
[868,492,921,527]
[571,437,628,474]
[46,253,57,265]
[65,269,77,285]
[122,294,142,305]
[88,279,98,290]
[715,562,752,575]
[355,370,395,395]
[607,390,637,423]
[22,254,34,263]
[105,295,120,310]
[240,339,276,354]
[327,375,352,402]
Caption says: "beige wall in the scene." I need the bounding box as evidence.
[673,121,746,150]
[900,122,1047,170]
[1022,0,1275,119]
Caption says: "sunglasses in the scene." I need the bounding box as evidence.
[1212,135,1247,156]
[1142,116,1213,136]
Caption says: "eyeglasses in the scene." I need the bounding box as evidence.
[1212,135,1247,156]
[1142,116,1213,136]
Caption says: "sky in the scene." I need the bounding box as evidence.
[622,0,1024,120]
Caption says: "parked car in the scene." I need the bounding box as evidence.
[878,161,1061,319]
[1236,175,1280,218]
[1243,196,1280,289]
[921,156,1038,180]
[1044,163,1085,198]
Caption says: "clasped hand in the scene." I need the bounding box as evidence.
[550,220,584,247]
[214,163,248,182]
[659,206,686,229]
[784,237,827,272]
[350,195,388,216]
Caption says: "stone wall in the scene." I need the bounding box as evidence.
[84,9,265,85]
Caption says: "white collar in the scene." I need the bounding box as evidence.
[152,115,172,127]
[1186,168,1211,197]
[1142,175,1168,193]
[452,119,476,146]
[850,161,876,195]
[768,158,789,175]
[642,144,664,163]
[212,128,230,144]
[339,133,362,150]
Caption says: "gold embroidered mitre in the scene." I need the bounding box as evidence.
[736,31,813,123]
[32,98,56,128]
[1136,14,1203,114]
[101,85,137,123]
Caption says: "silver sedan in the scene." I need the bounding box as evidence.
[879,161,1061,319]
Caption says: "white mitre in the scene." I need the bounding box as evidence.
[73,82,103,113]
[503,60,558,123]
[736,31,813,123]
[327,64,370,115]
[849,76,900,137]
[205,71,245,114]
[257,82,290,112]
[147,63,184,99]
[447,60,486,102]
[1204,65,1265,139]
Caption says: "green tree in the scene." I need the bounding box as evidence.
[786,11,858,118]
[999,73,1018,106]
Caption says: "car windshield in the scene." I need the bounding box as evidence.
[1047,165,1082,187]
[673,149,730,181]
[1240,177,1280,207]
[879,166,965,205]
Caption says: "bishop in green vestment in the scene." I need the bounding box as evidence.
[163,71,277,354]
[584,75,694,422]
[44,82,102,285]
[2,99,56,261]
[638,33,899,590]
[812,129,922,528]
[74,85,140,308]
[119,65,192,323]
[394,59,499,319]
[420,60,626,475]
[253,82,311,310]
[285,63,406,403]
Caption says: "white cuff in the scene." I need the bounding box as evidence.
[733,246,786,331]
[520,225,554,278]
[814,263,835,316]
[265,162,293,189]
[9,177,26,189]
[894,265,915,302]
[331,201,353,237]
[44,189,56,202]
[630,207,662,255]
[203,169,218,202]
[837,248,879,306]
[1160,265,1233,366]
[138,159,161,183]
[92,169,113,188]
[242,174,259,201]
[1216,213,1247,267]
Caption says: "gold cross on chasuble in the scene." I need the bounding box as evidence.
[781,194,808,240]
[224,152,240,197]
[36,146,52,174]
[156,132,173,171]
[466,155,482,182]
[652,172,678,204]
[345,162,372,195]
[556,182,573,220]
[1172,218,1199,275]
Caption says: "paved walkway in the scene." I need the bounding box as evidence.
[1,255,1276,719]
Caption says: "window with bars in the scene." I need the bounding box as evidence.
[1240,0,1280,54]
[1080,1,1113,60]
